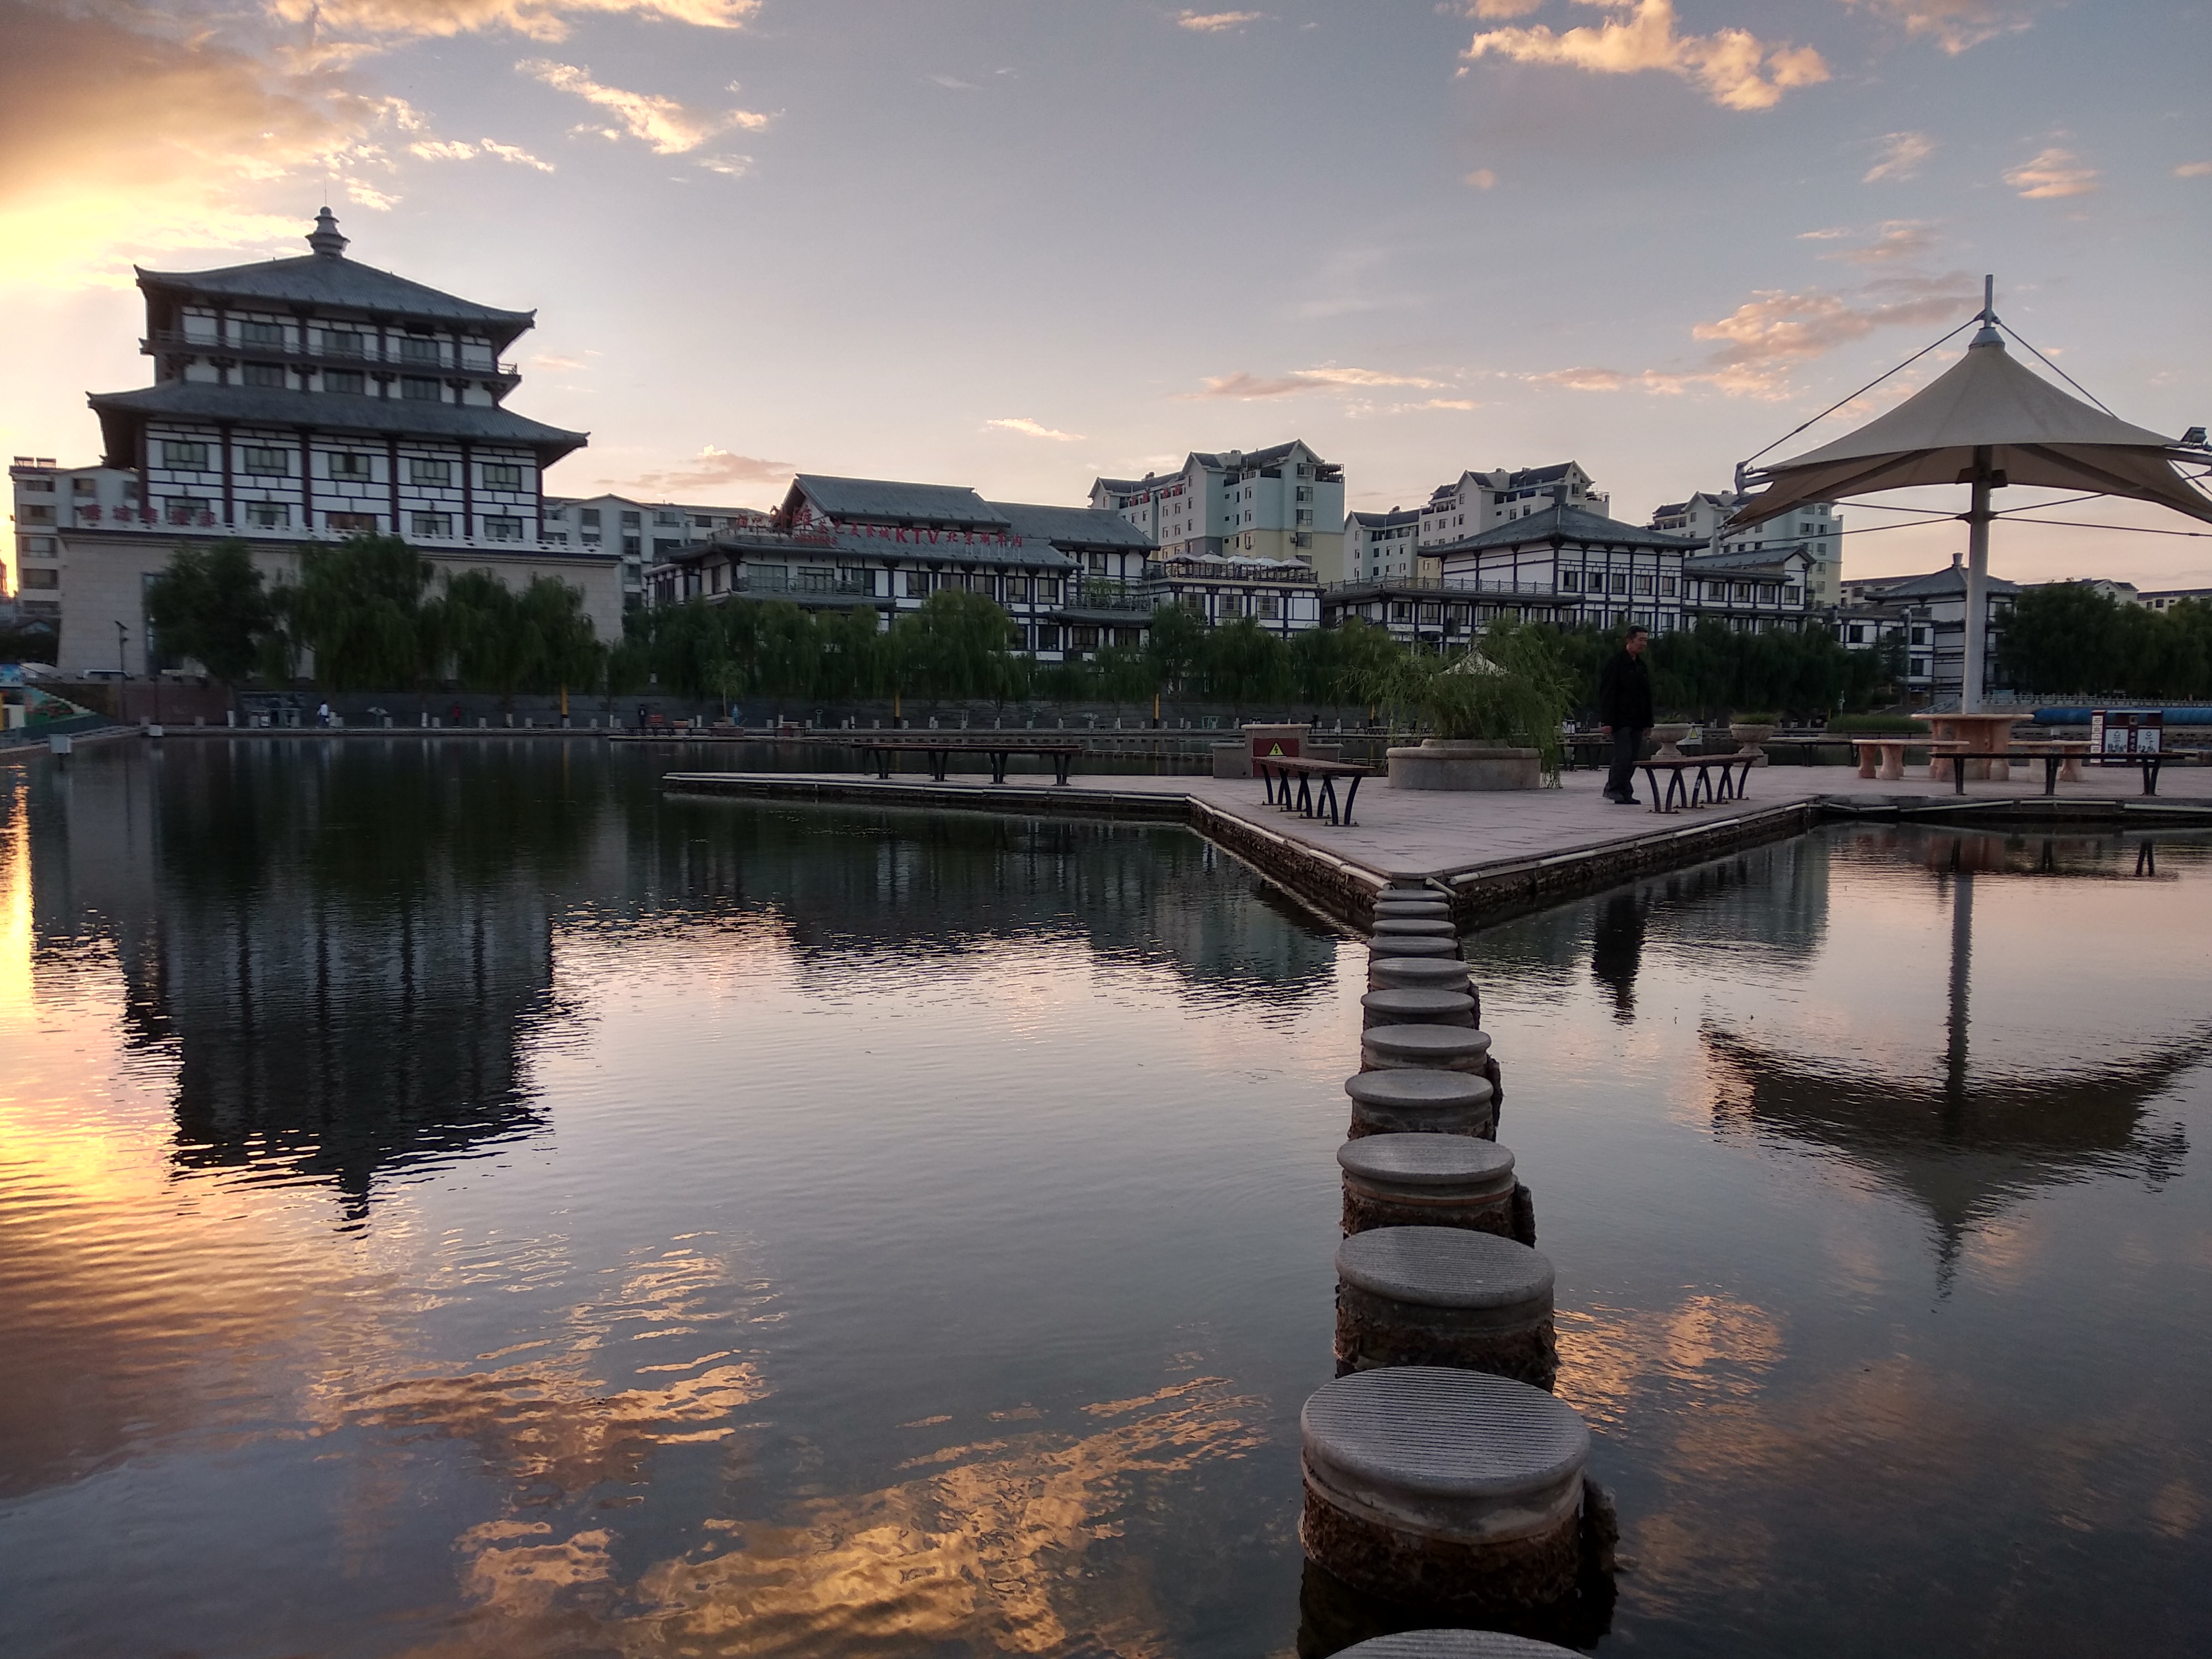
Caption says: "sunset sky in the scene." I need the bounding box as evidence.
[3,0,2208,588]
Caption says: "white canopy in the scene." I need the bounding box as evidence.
[1726,326,2212,531]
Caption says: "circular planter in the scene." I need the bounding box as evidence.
[1338,1133,1517,1235]
[1344,1068,1495,1138]
[1648,722,1693,761]
[1335,1226,1559,1387]
[1387,739,1542,792]
[1728,722,1777,766]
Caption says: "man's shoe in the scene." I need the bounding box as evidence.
[1612,794,1641,805]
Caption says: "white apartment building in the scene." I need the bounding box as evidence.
[1420,463,1610,554]
[1346,508,1422,582]
[1651,489,1844,608]
[1091,439,1348,583]
[17,210,620,675]
[542,494,770,609]
[1839,556,2018,703]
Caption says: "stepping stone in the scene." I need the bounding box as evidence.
[1301,1368,1591,1610]
[1370,957,1473,993]
[1361,1025,1492,1074]
[1372,918,1458,939]
[1338,1133,1517,1235]
[1334,1632,1583,1658]
[1344,1068,1494,1137]
[1335,1226,1558,1389]
[1360,987,1477,1030]
[1367,936,1460,961]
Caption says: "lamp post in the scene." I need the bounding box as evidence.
[114,620,129,679]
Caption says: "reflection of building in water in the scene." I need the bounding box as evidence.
[646,794,1342,1008]
[25,742,622,1214]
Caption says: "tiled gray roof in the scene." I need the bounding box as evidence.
[1685,547,1809,576]
[88,380,587,459]
[1349,508,1421,529]
[988,500,1156,551]
[1864,565,2022,599]
[792,474,1010,528]
[1434,502,1701,554]
[137,255,535,338]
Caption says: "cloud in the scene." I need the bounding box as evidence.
[531,353,586,369]
[1822,220,1936,265]
[1536,275,1975,398]
[620,446,791,497]
[520,59,770,153]
[695,154,753,176]
[1182,366,1447,400]
[263,0,760,45]
[1176,9,1267,30]
[2173,161,2212,179]
[1863,130,1934,183]
[1464,168,1498,189]
[1461,1,1829,112]
[928,74,980,90]
[1469,0,1546,16]
[409,135,556,170]
[985,418,1083,442]
[2004,147,2097,199]
[1840,0,2031,55]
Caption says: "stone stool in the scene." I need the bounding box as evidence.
[1360,988,1477,1030]
[1368,936,1460,962]
[1301,1368,1591,1611]
[1338,1134,1517,1235]
[1370,957,1473,994]
[1372,918,1457,940]
[1333,1631,1582,1658]
[1362,1025,1492,1074]
[1334,1226,1557,1388]
[1345,1070,1495,1138]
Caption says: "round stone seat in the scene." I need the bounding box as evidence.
[1367,935,1460,962]
[1370,957,1473,993]
[1335,1633,1582,1658]
[1334,1226,1557,1388]
[1372,917,1457,940]
[1360,987,1476,1030]
[1344,1068,1494,1138]
[1362,1024,1493,1074]
[1338,1133,1516,1234]
[1300,1368,1590,1610]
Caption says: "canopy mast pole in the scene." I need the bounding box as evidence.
[1960,276,1999,714]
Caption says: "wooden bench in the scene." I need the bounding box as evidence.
[1254,754,1374,826]
[1635,753,1755,814]
[1924,740,2138,796]
[854,739,1085,786]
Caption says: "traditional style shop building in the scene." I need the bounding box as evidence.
[19,210,618,675]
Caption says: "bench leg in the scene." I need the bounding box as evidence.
[2145,758,2161,797]
[2044,755,2059,797]
[1857,749,1877,779]
[1318,778,1340,825]
[1297,774,1316,818]
[1340,776,1361,827]
[1881,745,1905,781]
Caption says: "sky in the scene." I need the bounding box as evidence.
[3,0,2208,591]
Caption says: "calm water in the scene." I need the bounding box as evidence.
[1,740,2206,1658]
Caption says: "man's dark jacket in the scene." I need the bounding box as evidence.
[1597,650,1654,728]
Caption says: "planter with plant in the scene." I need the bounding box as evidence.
[1364,621,1573,791]
[1727,710,1780,765]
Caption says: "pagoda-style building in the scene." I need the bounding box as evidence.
[19,210,617,674]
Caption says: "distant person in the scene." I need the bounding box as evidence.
[448,701,462,727]
[1597,627,1652,806]
[317,700,333,728]
[636,703,649,732]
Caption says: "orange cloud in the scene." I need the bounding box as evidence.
[1182,366,1446,400]
[1176,9,1267,31]
[1841,0,2032,55]
[616,446,792,498]
[1863,130,1935,183]
[263,0,760,44]
[1462,0,1829,112]
[520,60,771,152]
[2005,147,2098,199]
[985,418,1084,442]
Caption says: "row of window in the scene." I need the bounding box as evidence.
[1552,569,1803,605]
[214,320,477,363]
[224,362,452,400]
[158,441,526,489]
[156,499,526,539]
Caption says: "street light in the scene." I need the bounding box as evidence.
[114,620,128,678]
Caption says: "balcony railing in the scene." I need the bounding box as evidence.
[143,331,519,379]
[732,570,877,598]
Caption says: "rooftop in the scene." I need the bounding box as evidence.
[787,474,1011,529]
[1433,500,1704,555]
[88,380,588,462]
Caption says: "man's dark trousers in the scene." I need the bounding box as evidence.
[1606,726,1647,801]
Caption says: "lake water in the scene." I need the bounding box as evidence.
[2,739,2206,1658]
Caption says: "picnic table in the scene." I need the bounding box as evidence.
[1913,712,2022,781]
[1635,753,1756,815]
[1254,753,1373,826]
[854,738,1084,785]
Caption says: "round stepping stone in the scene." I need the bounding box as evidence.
[1368,935,1460,961]
[1360,987,1476,1031]
[1335,1633,1583,1658]
[1362,1025,1493,1074]
[1375,899,1452,917]
[1373,916,1456,936]
[1370,957,1473,993]
[1335,1227,1557,1389]
[1344,1068,1494,1138]
[1338,1133,1517,1236]
[1301,1368,1590,1610]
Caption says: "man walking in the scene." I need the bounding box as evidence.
[1598,626,1653,806]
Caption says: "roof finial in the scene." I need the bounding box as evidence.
[307,207,349,259]
[1971,273,2003,348]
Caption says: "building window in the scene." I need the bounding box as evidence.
[1632,573,1653,595]
[482,463,523,490]
[1911,658,1931,677]
[1910,627,1930,645]
[1660,577,1677,596]
[1609,572,1628,594]
[399,336,440,363]
[327,511,377,532]
[20,567,59,589]
[241,447,288,476]
[1560,570,1579,592]
[239,320,284,347]
[329,452,372,480]
[1734,583,1754,602]
[246,502,289,528]
[19,535,56,554]
[1005,575,1029,603]
[580,508,601,528]
[482,516,524,541]
[622,536,640,557]
[18,504,54,524]
[400,377,441,401]
[654,510,681,527]
[619,510,640,528]
[242,363,287,388]
[162,441,210,469]
[904,570,930,598]
[323,371,365,394]
[1034,624,1061,651]
[1782,587,1801,606]
[164,497,212,525]
[411,512,452,538]
[1759,585,1779,603]
[322,330,364,358]
[1035,577,1061,603]
[409,458,452,487]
